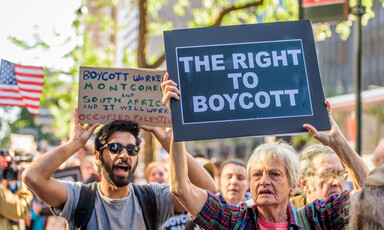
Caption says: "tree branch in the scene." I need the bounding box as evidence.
[210,1,264,27]
[146,0,263,68]
[148,53,166,69]
[138,0,149,68]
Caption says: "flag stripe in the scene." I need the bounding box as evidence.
[0,86,20,94]
[19,95,41,102]
[15,71,45,78]
[19,91,42,99]
[16,75,44,83]
[0,90,21,97]
[0,84,18,89]
[24,103,40,109]
[17,79,44,86]
[0,100,25,106]
[0,88,19,93]
[0,96,23,100]
[16,87,43,94]
[19,97,41,104]
[15,64,44,71]
[18,83,43,90]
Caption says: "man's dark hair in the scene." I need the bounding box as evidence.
[94,120,141,153]
[219,159,247,177]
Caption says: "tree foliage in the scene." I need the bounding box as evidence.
[3,0,382,151]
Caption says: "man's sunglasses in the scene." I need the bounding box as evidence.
[100,143,140,156]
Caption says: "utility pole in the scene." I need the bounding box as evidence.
[351,0,365,155]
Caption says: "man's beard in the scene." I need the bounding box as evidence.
[99,154,138,187]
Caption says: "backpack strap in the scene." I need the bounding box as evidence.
[72,182,98,230]
[297,207,310,229]
[132,184,157,230]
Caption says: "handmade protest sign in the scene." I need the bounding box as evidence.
[78,67,171,127]
[164,20,330,141]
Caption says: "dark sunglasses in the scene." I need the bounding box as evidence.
[100,143,140,156]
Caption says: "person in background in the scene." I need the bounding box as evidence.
[371,143,384,167]
[145,162,169,184]
[347,164,384,230]
[210,157,224,183]
[30,201,44,230]
[290,144,348,208]
[0,152,6,181]
[80,155,99,183]
[68,145,91,167]
[195,157,215,181]
[218,159,251,205]
[0,177,33,229]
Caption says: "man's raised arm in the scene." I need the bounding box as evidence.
[304,101,369,191]
[22,110,99,209]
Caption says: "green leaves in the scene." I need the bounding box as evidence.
[8,36,50,50]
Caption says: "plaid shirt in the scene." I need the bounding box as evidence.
[192,191,350,230]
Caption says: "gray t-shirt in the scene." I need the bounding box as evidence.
[51,181,174,230]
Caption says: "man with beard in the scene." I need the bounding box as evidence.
[22,110,217,229]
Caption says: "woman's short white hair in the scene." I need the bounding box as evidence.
[247,140,299,187]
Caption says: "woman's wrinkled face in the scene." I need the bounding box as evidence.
[250,158,295,208]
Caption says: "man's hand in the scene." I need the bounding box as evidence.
[304,100,369,190]
[69,108,99,147]
[303,100,343,149]
[140,126,172,153]
[161,73,180,110]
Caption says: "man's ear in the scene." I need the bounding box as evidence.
[299,175,309,193]
[95,151,101,166]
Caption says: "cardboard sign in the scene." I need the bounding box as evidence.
[164,20,330,141]
[78,66,171,127]
[10,134,36,155]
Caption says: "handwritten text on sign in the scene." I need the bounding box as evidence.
[176,39,313,124]
[78,67,171,126]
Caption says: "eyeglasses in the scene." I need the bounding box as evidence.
[100,143,140,156]
[311,170,348,183]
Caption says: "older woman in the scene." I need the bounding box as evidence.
[162,73,369,229]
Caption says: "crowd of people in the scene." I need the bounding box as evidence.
[0,73,384,230]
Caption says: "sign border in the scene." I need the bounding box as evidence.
[164,20,330,141]
[175,39,314,125]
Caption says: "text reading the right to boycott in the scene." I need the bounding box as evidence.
[177,44,306,114]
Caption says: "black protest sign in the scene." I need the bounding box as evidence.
[164,20,330,141]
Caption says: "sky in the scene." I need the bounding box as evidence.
[0,0,82,136]
[0,0,82,70]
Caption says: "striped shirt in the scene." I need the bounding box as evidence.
[192,191,350,230]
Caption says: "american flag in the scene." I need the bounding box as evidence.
[0,59,44,115]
